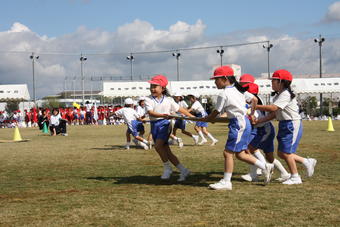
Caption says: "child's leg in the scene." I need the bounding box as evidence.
[278,151,298,174]
[209,150,234,190]
[202,127,218,144]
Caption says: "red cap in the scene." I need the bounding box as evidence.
[210,66,234,79]
[271,69,293,81]
[148,74,168,87]
[240,74,255,83]
[246,83,259,95]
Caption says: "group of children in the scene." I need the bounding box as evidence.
[129,66,317,189]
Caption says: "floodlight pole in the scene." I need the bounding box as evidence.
[172,52,181,81]
[216,47,224,66]
[127,54,134,81]
[263,42,273,79]
[80,53,87,106]
[30,52,39,106]
[314,35,325,114]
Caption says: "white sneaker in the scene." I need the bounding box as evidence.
[178,168,190,182]
[282,176,302,185]
[62,133,68,136]
[241,173,259,182]
[161,168,173,180]
[209,179,232,190]
[275,174,291,182]
[193,135,199,145]
[263,163,274,184]
[256,168,263,176]
[124,145,130,150]
[198,139,207,145]
[177,138,184,148]
[210,139,218,146]
[305,158,317,177]
[140,142,149,150]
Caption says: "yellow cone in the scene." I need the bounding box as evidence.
[13,127,23,141]
[327,117,335,132]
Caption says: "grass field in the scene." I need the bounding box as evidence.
[0,121,340,226]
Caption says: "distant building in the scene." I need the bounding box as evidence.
[0,84,30,101]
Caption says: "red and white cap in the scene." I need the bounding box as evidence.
[148,74,168,87]
[210,66,234,79]
[240,74,255,83]
[271,69,293,81]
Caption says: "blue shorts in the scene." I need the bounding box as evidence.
[248,127,258,145]
[225,116,251,152]
[277,120,303,154]
[195,112,208,128]
[127,120,144,137]
[151,119,172,142]
[174,119,186,130]
[250,123,275,153]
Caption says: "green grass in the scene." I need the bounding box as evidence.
[0,121,340,226]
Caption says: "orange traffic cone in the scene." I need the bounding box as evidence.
[327,117,335,132]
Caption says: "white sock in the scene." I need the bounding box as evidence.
[273,159,289,176]
[223,172,232,182]
[142,139,149,144]
[291,173,299,178]
[207,133,216,141]
[163,161,172,170]
[302,158,309,167]
[253,151,266,164]
[172,136,178,140]
[126,142,131,146]
[254,160,266,170]
[198,131,206,140]
[192,134,198,138]
[176,163,186,172]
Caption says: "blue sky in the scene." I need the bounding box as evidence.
[1,0,340,98]
[1,0,338,38]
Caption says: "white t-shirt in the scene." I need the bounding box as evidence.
[177,100,188,116]
[50,114,62,126]
[190,100,207,117]
[273,90,301,121]
[85,103,92,112]
[136,105,146,118]
[215,85,248,119]
[145,95,179,121]
[115,107,140,125]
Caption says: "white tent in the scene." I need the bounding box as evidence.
[0,84,30,101]
[103,78,340,98]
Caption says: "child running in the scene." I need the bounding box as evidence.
[144,75,194,181]
[204,66,273,190]
[114,98,151,150]
[187,92,218,146]
[240,81,291,182]
[254,69,317,185]
[169,91,200,147]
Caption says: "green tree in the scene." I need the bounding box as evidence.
[5,100,20,114]
[42,98,65,109]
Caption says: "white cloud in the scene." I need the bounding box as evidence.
[0,20,340,99]
[324,1,340,22]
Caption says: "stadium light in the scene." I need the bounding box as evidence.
[29,53,39,106]
[314,35,325,114]
[172,52,181,81]
[80,54,87,105]
[263,42,273,79]
[126,54,134,81]
[216,47,224,66]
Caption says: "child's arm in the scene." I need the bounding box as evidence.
[203,110,220,122]
[256,104,279,112]
[249,96,258,116]
[254,111,276,125]
[178,107,195,118]
[147,110,169,118]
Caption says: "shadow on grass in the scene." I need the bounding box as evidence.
[86,171,256,187]
[91,145,146,151]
